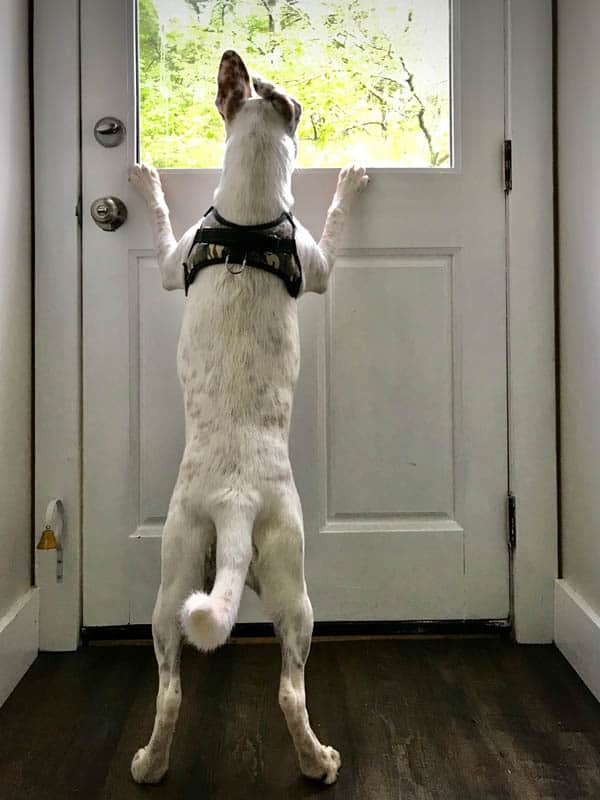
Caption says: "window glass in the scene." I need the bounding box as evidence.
[138,0,451,168]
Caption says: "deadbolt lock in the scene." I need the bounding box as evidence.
[90,196,128,231]
[93,116,126,147]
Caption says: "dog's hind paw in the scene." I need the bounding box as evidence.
[130,746,168,784]
[301,744,342,785]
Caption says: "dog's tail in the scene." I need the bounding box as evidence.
[180,504,254,653]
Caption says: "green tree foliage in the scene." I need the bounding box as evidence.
[139,0,450,168]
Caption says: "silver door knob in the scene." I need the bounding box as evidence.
[90,196,128,231]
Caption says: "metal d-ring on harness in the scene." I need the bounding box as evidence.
[225,253,246,276]
[183,206,303,298]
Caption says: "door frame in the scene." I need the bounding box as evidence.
[33,0,556,649]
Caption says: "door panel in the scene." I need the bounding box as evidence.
[82,0,509,626]
[328,254,455,516]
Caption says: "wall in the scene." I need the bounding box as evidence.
[0,1,32,616]
[555,0,600,700]
[0,0,37,707]
[34,0,81,651]
[509,0,557,643]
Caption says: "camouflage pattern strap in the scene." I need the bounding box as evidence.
[183,209,303,298]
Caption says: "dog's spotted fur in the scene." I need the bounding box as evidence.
[216,49,253,121]
[128,49,368,786]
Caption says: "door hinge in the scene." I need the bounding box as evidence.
[75,195,82,226]
[507,492,516,550]
[504,139,512,193]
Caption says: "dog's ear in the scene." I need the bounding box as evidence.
[252,76,302,134]
[215,50,252,122]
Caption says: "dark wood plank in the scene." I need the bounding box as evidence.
[1,640,599,799]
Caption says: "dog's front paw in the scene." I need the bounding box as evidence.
[130,746,168,784]
[300,744,342,785]
[334,164,369,208]
[128,162,165,207]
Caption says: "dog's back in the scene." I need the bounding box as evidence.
[177,263,299,491]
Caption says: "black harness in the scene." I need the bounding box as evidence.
[183,206,303,298]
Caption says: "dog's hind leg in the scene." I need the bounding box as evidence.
[131,505,213,784]
[253,496,341,784]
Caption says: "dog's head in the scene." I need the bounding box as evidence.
[215,50,302,159]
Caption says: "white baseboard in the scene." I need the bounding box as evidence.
[555,579,600,703]
[0,588,39,707]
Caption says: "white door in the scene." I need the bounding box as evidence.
[82,0,509,626]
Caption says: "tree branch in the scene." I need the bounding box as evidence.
[399,55,438,166]
[342,121,386,135]
[258,0,277,33]
[359,80,386,106]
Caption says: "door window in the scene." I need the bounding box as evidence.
[137,0,452,168]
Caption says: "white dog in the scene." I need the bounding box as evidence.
[128,49,368,786]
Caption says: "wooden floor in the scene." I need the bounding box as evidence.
[1,638,600,799]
